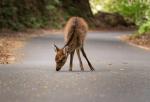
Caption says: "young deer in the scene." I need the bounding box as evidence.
[54,17,95,71]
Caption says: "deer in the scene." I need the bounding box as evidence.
[54,17,95,71]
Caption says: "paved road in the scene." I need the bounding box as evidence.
[0,31,150,102]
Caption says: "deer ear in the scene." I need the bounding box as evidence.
[53,44,59,52]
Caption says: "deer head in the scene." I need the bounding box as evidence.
[54,44,68,71]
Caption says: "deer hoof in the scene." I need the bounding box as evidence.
[90,68,95,71]
[69,69,72,71]
[81,68,84,71]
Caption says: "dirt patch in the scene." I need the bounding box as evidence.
[0,35,25,64]
[0,29,62,64]
[120,33,150,50]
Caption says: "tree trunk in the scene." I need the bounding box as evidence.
[61,0,93,21]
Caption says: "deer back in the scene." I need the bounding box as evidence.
[64,17,88,50]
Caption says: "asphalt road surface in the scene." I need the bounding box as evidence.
[0,31,150,102]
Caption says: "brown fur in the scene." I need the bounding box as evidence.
[54,47,68,71]
[64,17,88,53]
[54,17,94,71]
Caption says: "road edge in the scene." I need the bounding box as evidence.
[117,35,150,51]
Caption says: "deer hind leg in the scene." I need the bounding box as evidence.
[81,47,95,71]
[69,50,75,71]
[76,49,84,71]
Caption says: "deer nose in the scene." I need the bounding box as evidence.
[56,67,61,71]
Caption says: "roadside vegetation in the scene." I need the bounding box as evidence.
[90,0,150,48]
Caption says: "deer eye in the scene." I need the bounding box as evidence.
[60,59,64,62]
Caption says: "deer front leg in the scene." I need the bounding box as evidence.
[76,49,84,71]
[81,47,95,71]
[69,50,75,71]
